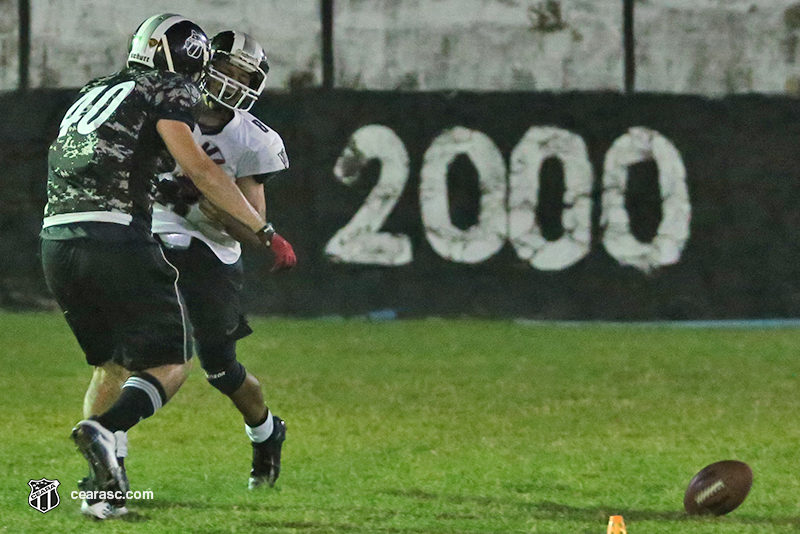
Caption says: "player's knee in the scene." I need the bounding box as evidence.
[196,337,237,369]
[98,361,130,386]
[205,360,247,396]
[196,338,245,395]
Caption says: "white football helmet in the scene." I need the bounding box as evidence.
[201,31,269,111]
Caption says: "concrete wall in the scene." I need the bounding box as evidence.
[3,0,800,94]
[0,0,18,90]
[333,0,623,91]
[22,0,320,89]
[636,0,800,95]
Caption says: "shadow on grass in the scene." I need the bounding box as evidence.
[116,510,150,523]
[249,522,543,534]
[382,489,800,526]
[131,499,281,512]
[122,492,800,532]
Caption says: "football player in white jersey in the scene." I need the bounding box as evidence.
[154,30,295,490]
[81,31,296,503]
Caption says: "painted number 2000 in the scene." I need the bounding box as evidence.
[325,125,690,273]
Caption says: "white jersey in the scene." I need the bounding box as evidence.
[152,110,289,264]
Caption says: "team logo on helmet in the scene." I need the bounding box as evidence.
[185,30,206,59]
[28,478,61,514]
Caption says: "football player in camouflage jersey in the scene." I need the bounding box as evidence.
[81,30,297,492]
[40,14,283,519]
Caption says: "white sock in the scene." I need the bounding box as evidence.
[114,430,128,459]
[245,410,273,443]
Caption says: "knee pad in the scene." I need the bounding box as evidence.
[205,360,247,395]
[196,337,236,370]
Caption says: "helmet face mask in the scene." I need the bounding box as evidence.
[200,31,269,111]
[127,14,209,80]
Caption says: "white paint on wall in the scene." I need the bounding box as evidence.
[601,127,690,273]
[323,122,690,271]
[508,126,593,271]
[326,124,413,265]
[420,126,508,263]
[334,0,624,91]
[21,0,320,90]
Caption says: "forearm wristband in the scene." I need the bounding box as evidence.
[256,223,275,247]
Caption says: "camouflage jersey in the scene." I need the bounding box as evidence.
[43,66,201,238]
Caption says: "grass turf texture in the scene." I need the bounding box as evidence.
[1,311,799,534]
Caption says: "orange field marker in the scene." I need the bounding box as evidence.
[607,515,627,534]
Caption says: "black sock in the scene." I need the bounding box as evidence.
[94,373,167,432]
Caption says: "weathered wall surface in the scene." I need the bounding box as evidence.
[0,0,18,90]
[4,1,800,94]
[18,0,320,90]
[333,0,623,91]
[635,0,800,95]
[0,0,623,92]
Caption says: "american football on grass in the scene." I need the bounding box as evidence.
[684,460,753,516]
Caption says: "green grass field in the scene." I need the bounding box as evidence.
[2,311,800,534]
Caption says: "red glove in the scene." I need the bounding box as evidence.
[270,233,297,272]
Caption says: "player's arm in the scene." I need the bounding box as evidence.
[236,175,266,220]
[198,174,297,271]
[237,175,295,271]
[197,175,265,248]
[156,119,268,236]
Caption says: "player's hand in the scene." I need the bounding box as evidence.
[205,211,296,272]
[269,233,297,272]
[156,174,202,217]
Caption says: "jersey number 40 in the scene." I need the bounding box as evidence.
[57,81,136,139]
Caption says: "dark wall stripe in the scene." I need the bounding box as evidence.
[18,0,30,91]
[624,0,635,94]
[321,0,334,89]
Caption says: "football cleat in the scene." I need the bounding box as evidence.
[71,420,129,509]
[80,498,128,520]
[248,416,286,489]
[78,471,129,519]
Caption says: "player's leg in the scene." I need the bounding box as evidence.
[195,337,265,423]
[88,239,193,431]
[80,361,131,517]
[71,360,192,518]
[235,375,286,490]
[196,337,286,489]
[165,239,286,488]
[66,239,192,517]
[84,362,130,418]
[41,237,131,519]
[228,370,268,426]
[83,361,131,481]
